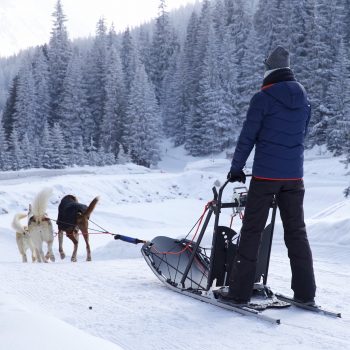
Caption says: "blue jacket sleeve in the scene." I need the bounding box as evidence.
[230,93,266,172]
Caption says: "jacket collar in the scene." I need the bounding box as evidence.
[262,68,296,88]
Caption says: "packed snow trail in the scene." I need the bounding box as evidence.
[0,243,348,350]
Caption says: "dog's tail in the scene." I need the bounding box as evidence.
[31,187,53,223]
[84,197,99,218]
[12,213,27,233]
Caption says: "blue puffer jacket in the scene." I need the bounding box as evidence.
[230,81,311,179]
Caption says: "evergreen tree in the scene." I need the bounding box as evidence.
[148,0,179,104]
[184,0,212,154]
[101,33,125,154]
[13,61,36,139]
[86,137,99,166]
[123,60,162,167]
[137,27,151,70]
[116,143,131,164]
[60,52,89,143]
[32,46,51,132]
[68,136,87,166]
[0,118,10,170]
[121,28,137,98]
[311,0,342,138]
[191,22,234,155]
[48,0,71,124]
[8,129,23,171]
[40,121,55,169]
[86,18,108,147]
[161,48,186,144]
[180,11,199,146]
[1,75,19,141]
[19,133,35,169]
[50,123,68,168]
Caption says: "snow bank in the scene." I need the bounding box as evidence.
[0,295,123,350]
[307,200,350,246]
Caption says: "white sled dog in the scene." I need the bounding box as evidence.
[12,213,36,263]
[28,188,55,263]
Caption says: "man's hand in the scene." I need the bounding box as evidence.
[227,170,246,183]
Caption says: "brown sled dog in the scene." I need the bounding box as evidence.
[57,195,99,262]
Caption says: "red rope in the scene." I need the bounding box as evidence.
[150,201,215,256]
[54,231,114,237]
[229,214,237,228]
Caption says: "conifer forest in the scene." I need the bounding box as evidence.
[0,0,349,175]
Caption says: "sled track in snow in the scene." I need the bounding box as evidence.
[0,247,349,350]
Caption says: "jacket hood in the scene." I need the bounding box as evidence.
[262,81,308,109]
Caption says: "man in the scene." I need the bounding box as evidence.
[217,46,316,305]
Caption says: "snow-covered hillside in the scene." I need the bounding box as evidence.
[0,147,349,349]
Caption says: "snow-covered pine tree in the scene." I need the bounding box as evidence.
[50,123,68,168]
[121,28,137,99]
[223,0,253,120]
[326,39,350,155]
[161,46,181,138]
[19,133,35,169]
[60,52,89,144]
[148,0,179,104]
[13,61,36,140]
[311,0,343,146]
[32,46,50,133]
[180,11,199,146]
[1,75,19,142]
[40,121,54,169]
[184,0,212,155]
[237,25,262,113]
[48,0,71,125]
[194,22,234,155]
[254,0,280,56]
[137,27,151,71]
[101,28,125,155]
[123,59,162,167]
[8,128,23,171]
[86,137,99,166]
[116,143,131,164]
[86,18,108,148]
[0,118,10,170]
[68,136,87,167]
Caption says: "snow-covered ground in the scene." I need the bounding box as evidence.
[0,146,349,350]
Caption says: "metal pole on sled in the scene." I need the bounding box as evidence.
[179,177,279,292]
[179,188,218,288]
[206,181,230,290]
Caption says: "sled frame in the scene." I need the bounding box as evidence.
[180,180,277,291]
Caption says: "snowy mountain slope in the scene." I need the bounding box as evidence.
[0,148,349,349]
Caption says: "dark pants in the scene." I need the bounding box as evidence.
[229,178,316,301]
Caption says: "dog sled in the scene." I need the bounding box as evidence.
[139,180,341,324]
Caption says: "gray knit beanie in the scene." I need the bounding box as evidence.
[264,46,290,71]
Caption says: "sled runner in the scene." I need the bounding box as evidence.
[141,180,341,324]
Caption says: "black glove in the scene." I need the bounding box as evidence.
[227,170,246,183]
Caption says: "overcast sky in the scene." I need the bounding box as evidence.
[0,0,197,57]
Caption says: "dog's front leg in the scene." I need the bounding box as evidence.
[58,230,65,259]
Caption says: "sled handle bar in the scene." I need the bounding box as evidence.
[212,174,252,201]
